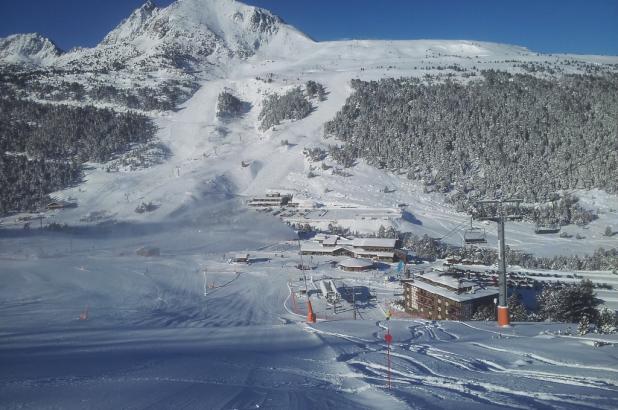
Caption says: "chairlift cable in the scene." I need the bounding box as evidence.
[439,219,469,242]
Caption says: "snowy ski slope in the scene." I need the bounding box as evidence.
[2,220,617,408]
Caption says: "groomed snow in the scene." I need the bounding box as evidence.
[1,221,617,408]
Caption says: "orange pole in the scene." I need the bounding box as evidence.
[306,300,316,323]
[497,305,510,327]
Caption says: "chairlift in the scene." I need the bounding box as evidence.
[464,216,487,245]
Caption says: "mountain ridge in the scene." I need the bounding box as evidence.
[0,33,63,65]
[0,0,314,72]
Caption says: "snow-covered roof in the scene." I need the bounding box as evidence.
[301,239,395,259]
[338,258,374,268]
[352,238,397,248]
[288,199,318,208]
[313,233,327,241]
[406,271,499,302]
[323,235,339,246]
[266,188,295,196]
[355,251,395,259]
[407,278,498,303]
[421,271,477,290]
[249,197,285,202]
[300,242,331,253]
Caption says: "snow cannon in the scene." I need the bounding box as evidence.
[306,300,316,324]
[497,305,510,327]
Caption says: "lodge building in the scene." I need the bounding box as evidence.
[300,234,404,262]
[402,270,498,320]
[247,192,292,208]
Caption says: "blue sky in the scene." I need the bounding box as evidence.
[1,0,616,55]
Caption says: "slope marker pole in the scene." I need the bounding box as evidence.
[384,313,393,389]
[79,305,89,321]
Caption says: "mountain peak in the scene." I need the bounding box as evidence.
[0,33,62,65]
[142,0,157,11]
[100,0,160,45]
[97,0,313,67]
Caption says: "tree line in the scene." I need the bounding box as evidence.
[400,231,618,272]
[324,71,618,225]
[1,64,197,112]
[258,82,325,130]
[0,95,156,213]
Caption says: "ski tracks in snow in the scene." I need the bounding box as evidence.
[307,319,618,409]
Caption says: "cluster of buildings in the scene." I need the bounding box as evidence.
[300,234,406,262]
[247,191,500,322]
[401,270,498,321]
[298,232,498,321]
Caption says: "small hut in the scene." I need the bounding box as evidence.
[338,258,374,272]
[47,200,76,210]
[230,253,250,263]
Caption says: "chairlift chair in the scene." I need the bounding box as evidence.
[464,228,487,244]
[463,216,487,245]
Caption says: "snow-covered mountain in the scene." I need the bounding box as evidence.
[0,33,63,65]
[1,0,618,260]
[98,0,312,57]
[0,0,319,115]
[0,0,313,74]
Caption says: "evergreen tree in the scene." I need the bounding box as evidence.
[508,293,528,322]
[578,314,590,336]
[216,91,245,118]
[598,307,617,334]
[472,305,496,321]
[259,87,313,130]
[538,280,601,323]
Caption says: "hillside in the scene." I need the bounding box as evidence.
[324,71,618,225]
[0,0,616,255]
